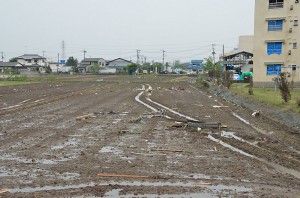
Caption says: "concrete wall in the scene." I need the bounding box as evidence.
[239,35,254,53]
[254,0,300,86]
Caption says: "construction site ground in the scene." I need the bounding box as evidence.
[0,75,299,197]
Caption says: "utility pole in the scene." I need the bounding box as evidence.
[42,51,46,67]
[83,49,87,59]
[137,50,141,73]
[212,44,216,80]
[212,44,216,64]
[1,52,4,62]
[162,50,166,71]
[62,40,65,61]
[57,53,60,73]
[136,50,141,65]
[222,44,225,72]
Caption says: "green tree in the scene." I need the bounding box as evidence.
[71,65,78,73]
[124,64,138,75]
[204,57,222,79]
[65,57,78,66]
[45,66,52,74]
[90,64,100,74]
[9,57,18,62]
[152,63,163,73]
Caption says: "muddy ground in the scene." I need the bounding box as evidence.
[0,75,299,197]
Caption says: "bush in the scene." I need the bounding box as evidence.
[221,71,233,89]
[278,73,291,103]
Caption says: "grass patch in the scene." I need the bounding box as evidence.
[230,83,300,113]
[0,81,33,86]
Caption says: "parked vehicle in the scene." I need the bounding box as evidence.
[232,73,240,80]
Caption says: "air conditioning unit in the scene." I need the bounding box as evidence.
[289,28,293,33]
[290,5,294,10]
[288,50,292,55]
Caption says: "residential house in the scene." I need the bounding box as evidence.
[254,0,300,86]
[222,51,253,74]
[106,58,133,71]
[78,58,106,73]
[188,60,204,74]
[0,61,22,74]
[16,54,47,74]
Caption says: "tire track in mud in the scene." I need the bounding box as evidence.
[136,84,300,180]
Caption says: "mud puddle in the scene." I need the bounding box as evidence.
[100,146,134,160]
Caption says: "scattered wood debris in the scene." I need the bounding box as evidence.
[0,189,8,194]
[129,117,143,123]
[131,152,167,156]
[212,105,228,108]
[252,110,261,117]
[118,130,129,135]
[76,114,96,121]
[194,181,212,186]
[172,120,224,129]
[151,148,185,153]
[188,122,223,129]
[97,173,150,179]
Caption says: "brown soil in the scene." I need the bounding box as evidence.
[0,75,299,197]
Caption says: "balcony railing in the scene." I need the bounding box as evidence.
[269,2,284,9]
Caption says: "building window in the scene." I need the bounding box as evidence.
[294,20,299,26]
[292,65,296,71]
[267,64,282,75]
[269,0,284,9]
[27,60,31,63]
[267,42,283,55]
[268,20,283,31]
[293,42,297,49]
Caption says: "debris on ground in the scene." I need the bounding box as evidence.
[108,110,118,114]
[252,110,261,117]
[97,173,150,179]
[212,105,228,108]
[263,134,279,143]
[0,189,8,194]
[150,148,186,153]
[129,117,143,123]
[76,114,97,121]
[118,130,129,135]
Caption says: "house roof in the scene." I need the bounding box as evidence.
[107,58,132,64]
[223,51,253,59]
[16,54,45,60]
[0,61,19,67]
[81,58,105,62]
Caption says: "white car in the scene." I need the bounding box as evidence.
[233,74,240,80]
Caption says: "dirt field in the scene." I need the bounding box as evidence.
[0,75,299,197]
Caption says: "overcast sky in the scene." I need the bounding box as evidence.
[1,0,254,63]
